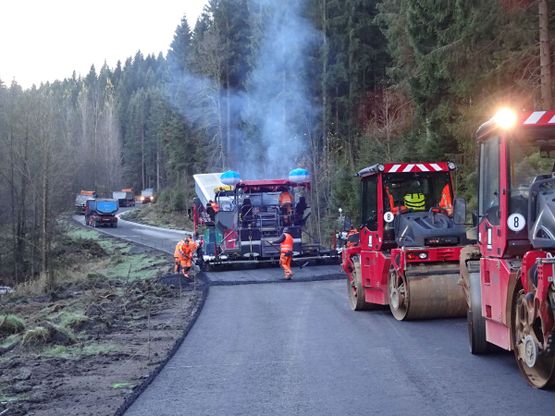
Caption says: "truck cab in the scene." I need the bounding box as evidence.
[85,199,119,228]
[74,190,97,214]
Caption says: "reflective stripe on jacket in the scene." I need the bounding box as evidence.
[280,233,294,253]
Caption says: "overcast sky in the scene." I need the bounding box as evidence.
[0,0,207,88]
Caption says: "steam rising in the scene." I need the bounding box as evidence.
[166,0,318,179]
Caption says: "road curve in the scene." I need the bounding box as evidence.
[72,212,341,284]
[73,214,555,415]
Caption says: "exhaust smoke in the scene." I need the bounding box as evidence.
[165,0,319,179]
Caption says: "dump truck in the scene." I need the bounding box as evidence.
[140,188,155,203]
[113,189,135,207]
[74,190,97,214]
[192,170,337,268]
[458,108,555,388]
[341,162,468,320]
[85,199,118,228]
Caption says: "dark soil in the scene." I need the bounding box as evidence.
[0,271,202,416]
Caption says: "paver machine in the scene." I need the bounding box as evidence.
[458,108,555,388]
[192,170,337,268]
[341,162,468,320]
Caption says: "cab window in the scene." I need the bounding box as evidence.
[479,136,500,225]
[361,176,378,230]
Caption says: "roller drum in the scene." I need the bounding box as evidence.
[390,263,466,320]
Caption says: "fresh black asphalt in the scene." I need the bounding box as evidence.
[124,281,555,416]
[73,212,555,415]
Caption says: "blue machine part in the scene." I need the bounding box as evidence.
[288,168,310,183]
[220,170,241,186]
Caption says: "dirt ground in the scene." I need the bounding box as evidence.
[0,224,203,416]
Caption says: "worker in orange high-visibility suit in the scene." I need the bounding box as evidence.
[272,227,294,279]
[385,186,403,214]
[439,183,453,215]
[345,226,359,248]
[279,190,294,225]
[174,236,198,279]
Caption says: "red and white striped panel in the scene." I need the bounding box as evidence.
[521,111,555,126]
[384,162,449,173]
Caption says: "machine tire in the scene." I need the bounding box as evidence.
[512,285,555,389]
[468,271,488,355]
[347,256,371,311]
[388,267,409,321]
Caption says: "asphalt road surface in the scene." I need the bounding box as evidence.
[73,212,555,415]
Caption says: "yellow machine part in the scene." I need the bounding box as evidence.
[214,185,234,192]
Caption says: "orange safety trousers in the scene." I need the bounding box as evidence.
[280,253,293,279]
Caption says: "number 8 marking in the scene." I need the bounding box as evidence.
[507,213,525,232]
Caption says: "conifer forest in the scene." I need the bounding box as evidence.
[1,0,553,284]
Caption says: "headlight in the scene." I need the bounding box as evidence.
[378,164,385,172]
[494,108,517,130]
[418,252,428,259]
[447,161,456,170]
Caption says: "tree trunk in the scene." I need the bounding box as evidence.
[347,0,355,168]
[321,0,328,163]
[156,135,161,192]
[539,0,552,108]
[141,112,146,191]
[41,146,51,291]
[9,125,19,283]
[92,88,100,189]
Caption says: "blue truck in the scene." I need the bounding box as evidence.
[85,199,119,228]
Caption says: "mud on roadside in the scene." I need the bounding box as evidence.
[0,224,203,416]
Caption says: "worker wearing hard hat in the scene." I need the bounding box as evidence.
[272,227,294,279]
[174,236,198,279]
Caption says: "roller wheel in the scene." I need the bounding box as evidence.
[388,268,409,321]
[347,256,369,311]
[512,288,555,389]
[468,272,488,355]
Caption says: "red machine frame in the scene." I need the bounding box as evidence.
[342,162,466,320]
[464,109,555,388]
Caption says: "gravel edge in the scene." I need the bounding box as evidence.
[113,277,209,416]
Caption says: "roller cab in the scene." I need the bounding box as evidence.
[458,109,555,388]
[341,162,467,320]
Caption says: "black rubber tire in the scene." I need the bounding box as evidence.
[512,286,555,389]
[347,275,367,311]
[347,256,369,311]
[468,272,488,355]
[388,268,410,321]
